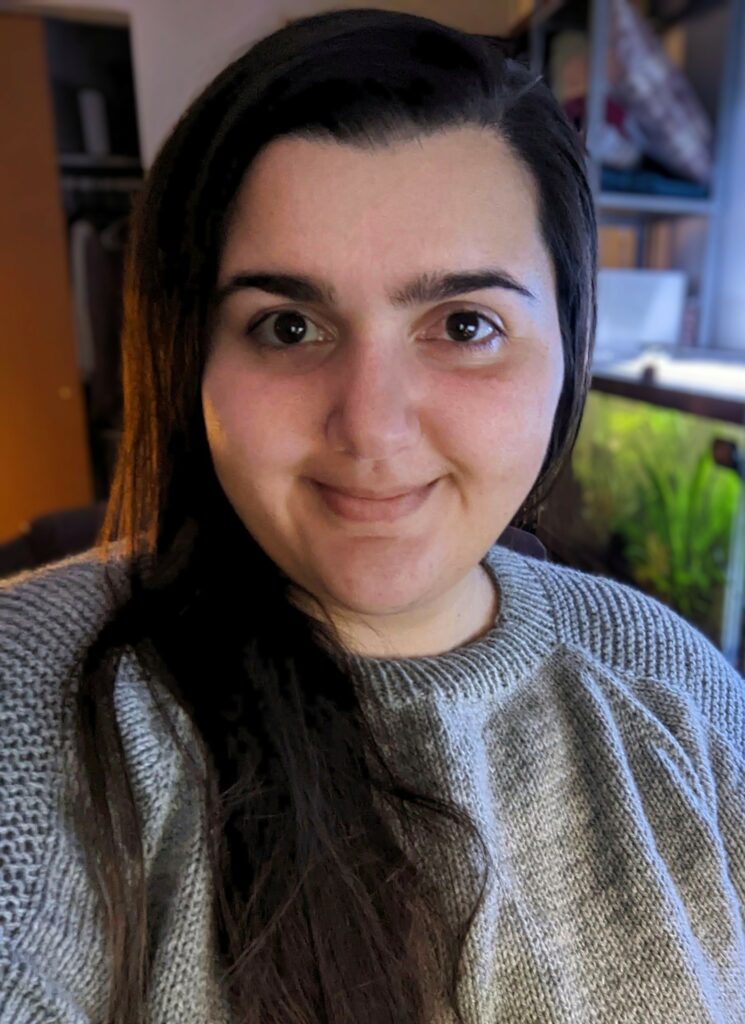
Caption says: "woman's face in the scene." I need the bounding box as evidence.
[202,126,564,655]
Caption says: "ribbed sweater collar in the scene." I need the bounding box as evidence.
[344,544,558,710]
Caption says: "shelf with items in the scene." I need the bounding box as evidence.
[508,0,743,353]
[44,15,140,501]
[587,0,741,353]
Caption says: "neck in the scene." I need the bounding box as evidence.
[300,562,500,660]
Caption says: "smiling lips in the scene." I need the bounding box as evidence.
[312,479,439,522]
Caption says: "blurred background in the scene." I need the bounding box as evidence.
[0,0,743,672]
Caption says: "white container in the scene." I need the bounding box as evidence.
[594,268,688,364]
[78,88,110,157]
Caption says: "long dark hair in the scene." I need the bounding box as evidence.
[65,9,597,1023]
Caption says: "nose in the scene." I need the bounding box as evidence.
[325,335,422,460]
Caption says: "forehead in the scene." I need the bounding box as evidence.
[220,126,552,293]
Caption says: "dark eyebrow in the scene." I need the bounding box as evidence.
[213,266,538,309]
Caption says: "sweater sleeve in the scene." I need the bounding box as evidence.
[0,558,118,1023]
[532,555,745,935]
[683,649,745,943]
[0,554,230,1024]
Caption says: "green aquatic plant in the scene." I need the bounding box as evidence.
[568,393,744,642]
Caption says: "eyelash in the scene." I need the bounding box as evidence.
[244,307,506,354]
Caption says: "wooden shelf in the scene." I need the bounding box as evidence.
[58,153,141,171]
[597,191,714,215]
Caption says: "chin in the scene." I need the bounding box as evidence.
[314,554,439,617]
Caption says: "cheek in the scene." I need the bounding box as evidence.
[435,357,563,487]
[201,367,306,481]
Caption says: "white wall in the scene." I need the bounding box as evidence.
[138,0,516,166]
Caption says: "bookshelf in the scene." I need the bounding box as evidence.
[507,0,745,351]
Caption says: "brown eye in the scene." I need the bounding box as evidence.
[435,309,506,354]
[246,310,324,348]
[445,311,488,343]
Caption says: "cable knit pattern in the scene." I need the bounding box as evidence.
[1,543,744,1022]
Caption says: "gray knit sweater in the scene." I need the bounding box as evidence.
[1,542,744,1023]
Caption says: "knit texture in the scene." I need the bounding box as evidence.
[1,542,744,1022]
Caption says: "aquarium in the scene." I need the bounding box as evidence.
[537,391,745,672]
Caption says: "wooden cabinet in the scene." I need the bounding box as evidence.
[0,13,93,543]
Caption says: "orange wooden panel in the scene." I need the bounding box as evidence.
[0,13,93,543]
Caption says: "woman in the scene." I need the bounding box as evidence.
[1,8,743,1024]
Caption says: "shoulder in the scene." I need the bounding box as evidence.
[0,545,161,799]
[0,542,190,764]
[513,550,745,751]
[523,553,734,676]
[0,546,139,790]
[0,545,131,681]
